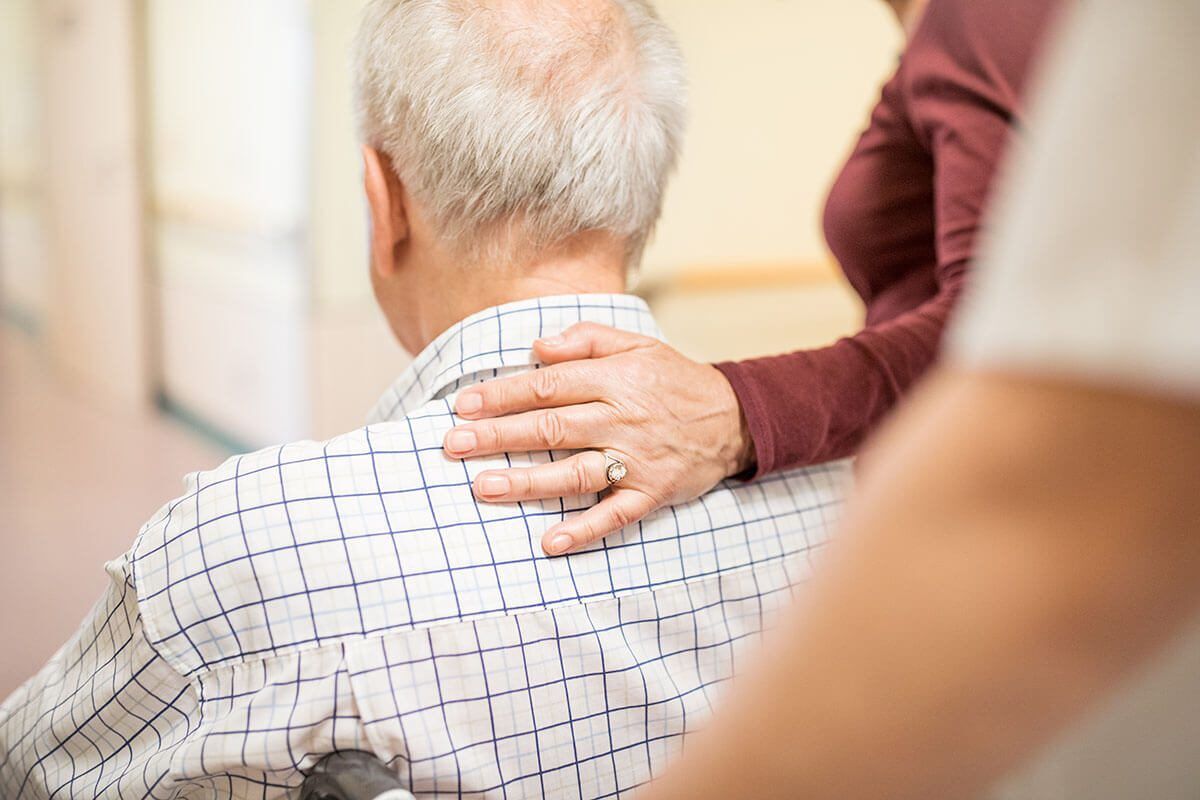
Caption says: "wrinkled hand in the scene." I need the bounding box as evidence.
[442,322,755,556]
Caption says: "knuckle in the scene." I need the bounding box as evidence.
[596,402,625,426]
[578,517,603,543]
[513,469,534,497]
[483,384,505,410]
[628,401,655,427]
[478,421,503,451]
[531,369,559,403]
[569,457,593,495]
[491,377,525,411]
[625,359,654,387]
[536,410,568,449]
[608,502,637,532]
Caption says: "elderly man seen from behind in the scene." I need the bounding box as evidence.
[0,1,852,797]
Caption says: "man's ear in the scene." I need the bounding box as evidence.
[362,145,410,279]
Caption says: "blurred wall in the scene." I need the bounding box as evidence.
[651,0,900,275]
[145,0,313,445]
[42,0,150,408]
[648,0,898,363]
[309,0,408,441]
[1,0,901,445]
[0,0,48,330]
[0,0,150,406]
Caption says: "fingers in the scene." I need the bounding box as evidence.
[453,361,610,420]
[533,321,658,365]
[453,323,658,419]
[541,489,659,556]
[472,451,610,502]
[468,447,657,556]
[445,404,608,458]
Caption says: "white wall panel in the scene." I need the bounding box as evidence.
[145,0,310,234]
[0,0,47,325]
[145,0,313,444]
[156,224,308,446]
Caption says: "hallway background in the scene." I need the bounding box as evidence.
[0,0,898,698]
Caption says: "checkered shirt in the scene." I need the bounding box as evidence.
[0,294,851,799]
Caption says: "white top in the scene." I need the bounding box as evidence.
[948,3,1200,796]
[0,295,851,799]
[950,0,1200,400]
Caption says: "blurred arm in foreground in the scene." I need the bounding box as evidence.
[641,1,1200,798]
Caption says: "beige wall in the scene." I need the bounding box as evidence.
[308,0,408,439]
[643,0,900,362]
[648,0,900,276]
[311,0,371,312]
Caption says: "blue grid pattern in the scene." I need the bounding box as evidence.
[0,295,851,798]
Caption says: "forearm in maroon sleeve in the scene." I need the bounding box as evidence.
[716,270,964,476]
[716,0,1057,477]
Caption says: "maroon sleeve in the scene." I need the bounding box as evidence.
[717,0,1062,477]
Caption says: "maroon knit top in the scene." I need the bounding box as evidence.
[715,0,1064,477]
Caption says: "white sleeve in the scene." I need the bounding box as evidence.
[949,0,1200,399]
[0,555,198,797]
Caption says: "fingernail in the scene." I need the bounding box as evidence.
[546,533,574,556]
[445,429,477,454]
[476,474,510,497]
[456,392,483,415]
[539,335,566,348]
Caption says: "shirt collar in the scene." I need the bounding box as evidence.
[367,293,663,423]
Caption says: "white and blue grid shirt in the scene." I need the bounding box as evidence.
[0,294,851,799]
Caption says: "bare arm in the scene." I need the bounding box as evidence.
[639,370,1200,799]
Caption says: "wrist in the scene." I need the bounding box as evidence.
[712,366,756,478]
[731,404,756,477]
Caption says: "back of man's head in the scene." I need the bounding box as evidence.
[354,0,686,268]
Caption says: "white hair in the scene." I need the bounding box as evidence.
[353,0,686,266]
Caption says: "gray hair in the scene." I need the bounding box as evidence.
[353,0,686,266]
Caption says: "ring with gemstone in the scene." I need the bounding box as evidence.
[603,452,628,486]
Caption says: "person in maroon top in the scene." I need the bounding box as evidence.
[725,0,1061,475]
[441,0,1065,555]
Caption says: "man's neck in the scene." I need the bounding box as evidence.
[413,236,628,353]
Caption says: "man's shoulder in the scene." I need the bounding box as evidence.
[126,393,851,678]
[127,399,465,676]
[129,408,441,568]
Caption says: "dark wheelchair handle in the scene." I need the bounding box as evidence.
[300,750,413,800]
